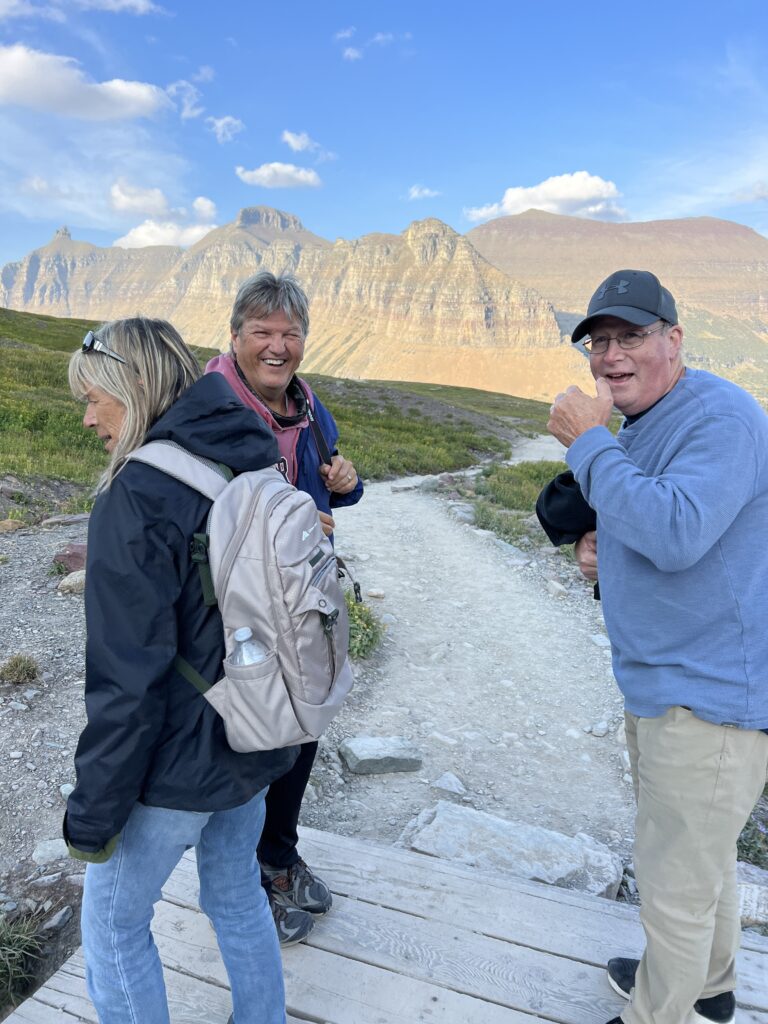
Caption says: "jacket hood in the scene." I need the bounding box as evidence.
[145,373,279,472]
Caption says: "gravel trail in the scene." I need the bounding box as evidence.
[0,436,634,884]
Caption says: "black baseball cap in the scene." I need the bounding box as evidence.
[571,269,678,344]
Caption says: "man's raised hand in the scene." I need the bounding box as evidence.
[547,377,614,447]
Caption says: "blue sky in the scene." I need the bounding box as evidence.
[0,0,766,266]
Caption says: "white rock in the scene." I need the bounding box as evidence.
[399,801,623,899]
[431,772,467,796]
[565,728,582,740]
[9,751,23,759]
[591,721,609,738]
[546,580,568,598]
[380,613,397,626]
[32,838,68,865]
[366,589,385,599]
[428,731,458,747]
[590,633,612,649]
[58,569,86,594]
[339,736,423,774]
[59,783,75,801]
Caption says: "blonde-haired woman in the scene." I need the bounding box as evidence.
[66,317,295,1024]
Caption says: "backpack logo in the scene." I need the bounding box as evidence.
[596,279,630,299]
[302,521,318,541]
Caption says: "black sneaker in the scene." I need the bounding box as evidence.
[607,957,735,1024]
[262,857,332,916]
[607,957,638,999]
[269,894,314,946]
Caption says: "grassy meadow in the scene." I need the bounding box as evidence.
[0,306,558,499]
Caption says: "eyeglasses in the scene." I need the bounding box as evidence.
[82,330,127,364]
[583,323,667,354]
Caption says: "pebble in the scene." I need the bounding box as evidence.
[590,633,612,649]
[591,721,609,738]
[546,580,568,598]
[59,783,75,801]
[9,701,28,711]
[366,589,385,599]
[9,751,23,759]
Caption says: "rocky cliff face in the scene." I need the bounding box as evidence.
[2,208,587,401]
[467,209,768,324]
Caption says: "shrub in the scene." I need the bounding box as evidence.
[476,460,569,512]
[0,913,41,1006]
[345,592,384,660]
[0,654,39,684]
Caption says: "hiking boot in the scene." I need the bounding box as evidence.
[607,958,735,1024]
[269,894,314,946]
[262,858,332,915]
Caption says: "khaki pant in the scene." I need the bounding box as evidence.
[623,707,768,1024]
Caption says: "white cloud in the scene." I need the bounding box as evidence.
[280,129,336,163]
[192,65,214,83]
[109,178,168,215]
[206,114,243,143]
[113,218,215,248]
[343,47,362,61]
[464,171,626,223]
[281,129,315,153]
[72,0,161,10]
[370,32,394,45]
[167,80,203,120]
[335,26,355,39]
[235,162,321,189]
[0,0,63,19]
[408,184,440,200]
[192,195,216,220]
[0,0,161,15]
[0,44,170,119]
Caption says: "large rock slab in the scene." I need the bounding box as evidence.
[738,860,768,927]
[399,800,623,899]
[339,736,423,774]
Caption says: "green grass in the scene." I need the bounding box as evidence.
[0,914,41,1006]
[372,379,555,436]
[476,459,570,511]
[345,593,384,659]
[0,654,39,684]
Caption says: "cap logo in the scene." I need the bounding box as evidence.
[595,279,630,299]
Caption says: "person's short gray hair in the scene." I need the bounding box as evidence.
[68,317,201,490]
[229,271,309,339]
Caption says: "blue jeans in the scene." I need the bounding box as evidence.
[81,790,285,1024]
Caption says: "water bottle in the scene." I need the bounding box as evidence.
[230,627,269,666]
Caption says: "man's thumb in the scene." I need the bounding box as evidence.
[595,377,613,402]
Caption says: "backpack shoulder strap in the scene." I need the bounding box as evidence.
[130,440,230,501]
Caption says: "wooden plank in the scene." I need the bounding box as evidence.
[298,827,768,956]
[163,835,768,1008]
[5,949,303,1024]
[151,894,621,1024]
[149,898,549,1024]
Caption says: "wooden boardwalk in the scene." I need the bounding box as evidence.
[7,827,768,1023]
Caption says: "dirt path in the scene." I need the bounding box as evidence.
[0,436,634,888]
[303,435,635,858]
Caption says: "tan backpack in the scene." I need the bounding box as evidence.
[130,440,354,751]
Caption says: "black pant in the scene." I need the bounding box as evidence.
[258,740,317,893]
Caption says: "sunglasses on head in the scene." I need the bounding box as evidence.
[82,330,127,365]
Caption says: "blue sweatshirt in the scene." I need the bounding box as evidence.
[566,368,768,730]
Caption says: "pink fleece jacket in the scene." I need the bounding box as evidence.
[205,352,315,485]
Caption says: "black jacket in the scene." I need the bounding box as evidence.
[65,374,298,859]
[536,469,600,599]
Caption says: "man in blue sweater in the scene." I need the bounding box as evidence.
[546,270,768,1024]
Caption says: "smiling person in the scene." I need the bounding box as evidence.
[544,271,768,1024]
[68,318,295,1024]
[206,271,363,945]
